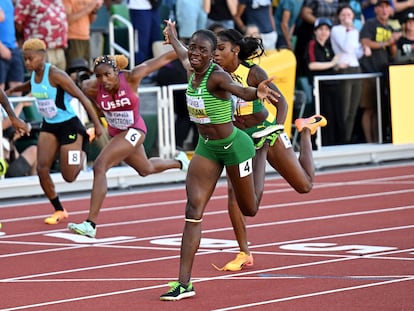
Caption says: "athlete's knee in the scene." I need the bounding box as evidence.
[137,168,151,177]
[36,163,50,178]
[239,203,258,217]
[294,182,313,194]
[184,202,203,221]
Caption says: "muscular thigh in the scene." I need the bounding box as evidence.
[37,132,60,167]
[226,163,256,207]
[185,154,223,217]
[96,128,145,170]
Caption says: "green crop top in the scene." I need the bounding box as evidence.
[186,63,233,125]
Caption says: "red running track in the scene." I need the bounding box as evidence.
[0,162,413,310]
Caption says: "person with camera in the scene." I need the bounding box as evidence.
[1,88,32,177]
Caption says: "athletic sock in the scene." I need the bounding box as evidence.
[86,219,96,229]
[50,196,64,211]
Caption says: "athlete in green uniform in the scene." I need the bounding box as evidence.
[160,22,279,301]
[213,29,327,271]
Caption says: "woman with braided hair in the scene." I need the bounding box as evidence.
[68,52,190,238]
[212,28,327,271]
[6,38,104,225]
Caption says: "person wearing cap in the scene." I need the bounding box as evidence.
[395,11,414,63]
[295,0,339,77]
[393,0,414,26]
[359,0,401,143]
[305,17,344,146]
[6,38,104,225]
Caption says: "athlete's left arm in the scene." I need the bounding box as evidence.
[129,50,178,89]
[249,65,287,124]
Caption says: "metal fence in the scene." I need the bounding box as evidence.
[313,72,382,150]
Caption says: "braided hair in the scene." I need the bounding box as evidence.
[217,29,265,61]
[93,54,129,71]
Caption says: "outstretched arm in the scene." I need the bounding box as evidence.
[163,20,192,75]
[128,50,178,88]
[213,69,279,103]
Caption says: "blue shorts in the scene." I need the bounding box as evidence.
[0,48,24,84]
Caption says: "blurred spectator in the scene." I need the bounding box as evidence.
[234,0,277,50]
[0,0,24,94]
[393,0,414,26]
[176,0,207,44]
[14,0,68,70]
[340,0,364,30]
[362,0,395,20]
[63,0,103,68]
[295,0,339,76]
[208,22,227,33]
[245,23,262,37]
[203,0,237,30]
[395,11,414,63]
[1,137,37,178]
[274,0,304,50]
[0,7,4,22]
[359,0,401,142]
[128,0,162,64]
[331,4,364,143]
[1,105,37,178]
[305,17,345,146]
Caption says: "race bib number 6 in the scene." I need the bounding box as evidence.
[125,128,141,147]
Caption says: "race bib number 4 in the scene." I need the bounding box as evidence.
[239,158,252,178]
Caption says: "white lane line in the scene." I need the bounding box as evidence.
[211,276,414,311]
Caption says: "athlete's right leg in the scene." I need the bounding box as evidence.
[178,154,223,285]
[267,129,314,193]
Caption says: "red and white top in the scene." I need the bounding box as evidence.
[96,72,147,137]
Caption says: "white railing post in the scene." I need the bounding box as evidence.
[313,72,382,150]
[109,14,135,69]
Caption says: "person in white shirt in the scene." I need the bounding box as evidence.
[331,4,365,143]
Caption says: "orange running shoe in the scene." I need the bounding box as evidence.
[44,209,69,225]
[295,114,327,135]
[212,252,254,271]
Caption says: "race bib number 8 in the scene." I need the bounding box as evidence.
[239,158,252,178]
[68,150,81,165]
[125,128,141,147]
